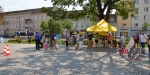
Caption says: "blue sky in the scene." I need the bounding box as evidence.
[0,0,82,12]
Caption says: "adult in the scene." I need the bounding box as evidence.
[50,32,56,51]
[34,32,41,50]
[133,33,139,48]
[88,33,93,48]
[94,33,99,47]
[120,34,125,49]
[147,35,150,60]
[139,32,147,54]
[75,32,80,49]
[107,33,112,48]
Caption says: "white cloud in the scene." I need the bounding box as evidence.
[4,5,21,12]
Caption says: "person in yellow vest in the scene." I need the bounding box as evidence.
[94,33,99,47]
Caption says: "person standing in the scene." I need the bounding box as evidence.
[139,32,147,54]
[88,34,93,48]
[75,33,80,49]
[133,33,139,48]
[66,36,69,50]
[120,34,125,49]
[35,32,41,50]
[43,35,49,50]
[147,36,150,60]
[79,34,84,50]
[94,33,99,47]
[50,32,56,52]
[107,33,112,48]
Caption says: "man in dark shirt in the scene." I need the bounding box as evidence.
[50,32,56,51]
[34,32,41,50]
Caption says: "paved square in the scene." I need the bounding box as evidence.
[0,43,149,75]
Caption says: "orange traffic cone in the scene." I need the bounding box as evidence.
[5,45,11,56]
[3,44,8,54]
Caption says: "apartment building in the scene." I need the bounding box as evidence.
[117,0,150,37]
[131,0,150,34]
[0,7,117,36]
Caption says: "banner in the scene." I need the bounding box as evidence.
[123,36,134,59]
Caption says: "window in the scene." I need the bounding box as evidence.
[81,23,84,28]
[110,17,115,22]
[41,16,43,20]
[37,16,39,20]
[144,15,149,20]
[144,7,149,12]
[122,17,126,20]
[122,24,126,27]
[87,23,89,27]
[134,16,139,20]
[134,23,138,27]
[76,23,78,28]
[144,0,149,4]
[135,8,139,13]
[46,16,48,20]
[135,0,139,4]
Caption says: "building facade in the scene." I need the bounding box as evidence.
[0,7,117,36]
[131,0,150,35]
[117,0,150,37]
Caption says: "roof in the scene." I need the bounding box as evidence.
[4,7,54,14]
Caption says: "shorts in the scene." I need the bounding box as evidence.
[120,42,124,46]
[79,41,83,49]
[112,40,116,44]
[95,40,98,43]
[66,41,68,46]
[107,41,111,44]
[135,41,138,43]
[76,40,79,44]
[52,40,55,47]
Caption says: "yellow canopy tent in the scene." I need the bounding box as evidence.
[87,19,117,32]
[93,32,108,36]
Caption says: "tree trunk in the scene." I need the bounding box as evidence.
[96,0,105,21]
[105,0,112,22]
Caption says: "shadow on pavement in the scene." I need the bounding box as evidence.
[0,45,149,75]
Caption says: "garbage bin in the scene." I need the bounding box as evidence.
[0,37,3,43]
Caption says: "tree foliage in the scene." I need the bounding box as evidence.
[0,6,5,25]
[40,20,49,33]
[42,0,136,22]
[48,19,62,34]
[142,21,150,32]
[60,19,73,31]
[40,19,62,34]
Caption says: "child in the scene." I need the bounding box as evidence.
[79,34,83,50]
[43,35,49,50]
[54,36,58,51]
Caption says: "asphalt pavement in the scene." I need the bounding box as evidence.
[0,43,149,75]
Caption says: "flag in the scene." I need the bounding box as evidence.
[123,36,134,59]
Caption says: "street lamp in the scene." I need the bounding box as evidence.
[17,17,20,35]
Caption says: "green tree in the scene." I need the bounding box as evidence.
[48,19,62,34]
[0,6,5,25]
[142,20,150,33]
[61,19,73,31]
[42,0,136,22]
[40,20,49,33]
[40,19,62,34]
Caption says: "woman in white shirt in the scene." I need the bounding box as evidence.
[139,32,147,54]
